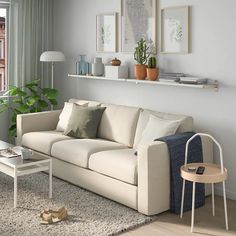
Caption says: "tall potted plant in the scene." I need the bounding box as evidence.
[134,38,150,80]
[147,56,159,81]
[0,79,58,137]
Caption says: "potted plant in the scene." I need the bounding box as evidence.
[0,79,58,137]
[134,38,150,80]
[147,56,159,81]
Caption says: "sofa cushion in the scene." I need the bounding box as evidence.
[22,131,72,155]
[64,105,106,139]
[56,102,88,132]
[69,99,101,107]
[97,103,141,147]
[89,149,137,185]
[133,109,193,148]
[51,139,126,168]
[138,115,181,148]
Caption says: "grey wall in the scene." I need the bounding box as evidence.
[53,0,236,199]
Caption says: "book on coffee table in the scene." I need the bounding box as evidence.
[0,146,22,158]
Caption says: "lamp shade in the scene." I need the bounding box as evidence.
[40,51,65,62]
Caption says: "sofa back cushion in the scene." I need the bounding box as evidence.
[133,109,193,148]
[97,103,141,147]
[69,98,101,107]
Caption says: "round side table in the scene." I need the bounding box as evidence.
[180,133,228,233]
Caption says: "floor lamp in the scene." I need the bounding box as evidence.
[40,51,65,109]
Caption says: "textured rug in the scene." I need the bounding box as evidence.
[0,172,154,236]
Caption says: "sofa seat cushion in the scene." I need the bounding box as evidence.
[22,131,72,155]
[51,139,126,168]
[89,149,137,185]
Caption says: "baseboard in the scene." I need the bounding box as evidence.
[215,187,236,201]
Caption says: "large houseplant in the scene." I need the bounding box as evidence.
[0,79,58,137]
[134,38,150,80]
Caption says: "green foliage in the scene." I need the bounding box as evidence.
[148,57,157,69]
[134,38,150,65]
[0,79,59,137]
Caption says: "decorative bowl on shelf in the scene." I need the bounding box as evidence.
[110,57,121,66]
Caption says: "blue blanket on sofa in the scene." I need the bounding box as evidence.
[156,132,205,214]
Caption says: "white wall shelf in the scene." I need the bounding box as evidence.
[68,74,219,91]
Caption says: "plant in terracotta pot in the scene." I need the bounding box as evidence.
[147,56,159,81]
[134,38,150,80]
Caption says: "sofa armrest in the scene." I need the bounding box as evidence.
[137,136,214,216]
[17,110,61,145]
[138,141,170,215]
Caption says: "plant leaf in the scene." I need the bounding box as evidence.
[26,97,38,106]
[0,107,7,113]
[17,104,29,113]
[12,98,23,104]
[42,88,58,99]
[48,99,58,106]
[38,100,48,108]
[25,79,40,88]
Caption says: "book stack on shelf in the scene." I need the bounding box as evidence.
[159,73,208,85]
[158,73,185,83]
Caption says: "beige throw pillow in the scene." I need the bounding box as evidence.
[138,114,181,148]
[64,105,106,139]
[56,102,88,132]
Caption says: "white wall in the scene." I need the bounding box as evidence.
[53,0,236,199]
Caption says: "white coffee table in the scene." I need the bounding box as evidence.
[0,141,52,208]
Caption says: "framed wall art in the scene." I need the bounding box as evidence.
[121,0,157,53]
[96,12,117,53]
[161,6,190,54]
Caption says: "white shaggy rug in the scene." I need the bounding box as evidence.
[0,172,154,236]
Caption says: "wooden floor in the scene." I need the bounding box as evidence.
[122,196,236,236]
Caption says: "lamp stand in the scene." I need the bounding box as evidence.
[51,62,54,111]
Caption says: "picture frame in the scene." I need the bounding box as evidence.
[121,0,157,53]
[96,12,117,53]
[161,6,190,54]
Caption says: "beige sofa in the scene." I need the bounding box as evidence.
[17,99,213,216]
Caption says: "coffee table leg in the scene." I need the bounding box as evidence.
[14,168,17,208]
[191,182,196,233]
[49,159,52,198]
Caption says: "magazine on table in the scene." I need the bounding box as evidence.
[0,146,23,158]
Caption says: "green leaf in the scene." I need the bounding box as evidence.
[35,107,42,112]
[38,100,48,108]
[26,97,38,106]
[30,107,37,113]
[17,104,29,113]
[18,90,27,97]
[9,87,19,96]
[0,107,7,113]
[13,98,23,104]
[48,99,58,106]
[0,99,8,107]
[9,123,16,137]
[11,113,17,123]
[27,87,38,95]
[42,88,58,99]
[25,79,40,88]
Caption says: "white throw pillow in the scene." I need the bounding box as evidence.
[138,114,181,148]
[56,102,88,132]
